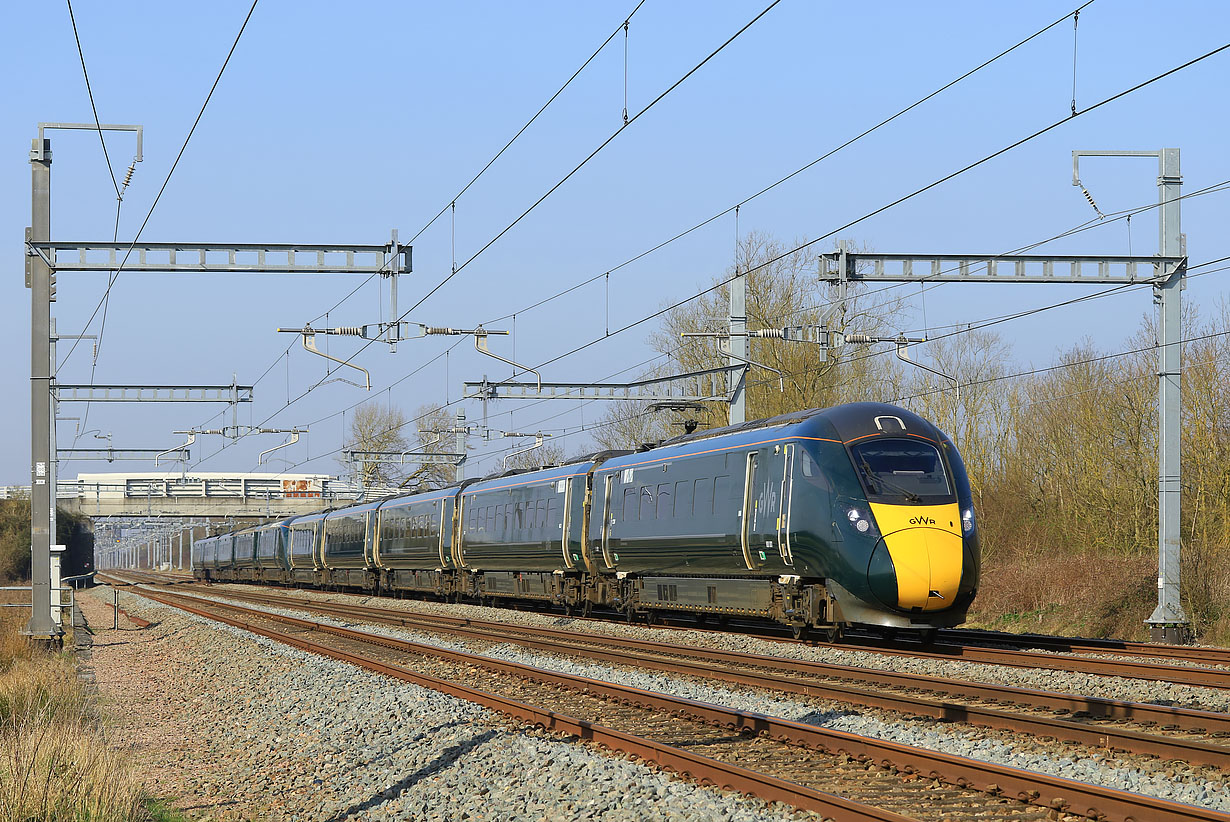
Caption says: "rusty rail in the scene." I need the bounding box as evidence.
[130,588,913,821]
[169,584,1230,741]
[935,628,1230,668]
[134,588,1230,822]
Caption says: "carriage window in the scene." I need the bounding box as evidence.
[713,475,731,515]
[536,499,547,529]
[547,497,560,530]
[694,478,713,517]
[639,486,654,520]
[673,481,693,518]
[623,488,637,522]
[514,502,524,529]
[656,484,672,519]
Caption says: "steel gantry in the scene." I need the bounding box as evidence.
[24,123,410,641]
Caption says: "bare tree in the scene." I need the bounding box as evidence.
[587,233,910,446]
[398,403,461,491]
[589,400,675,452]
[340,402,410,488]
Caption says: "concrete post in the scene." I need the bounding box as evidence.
[729,271,746,425]
[455,410,467,482]
[25,136,60,640]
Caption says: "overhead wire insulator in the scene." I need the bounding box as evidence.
[119,161,136,200]
[1076,180,1105,219]
[334,327,364,336]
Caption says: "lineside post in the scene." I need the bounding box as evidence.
[25,136,60,643]
[729,271,746,425]
[1148,148,1191,643]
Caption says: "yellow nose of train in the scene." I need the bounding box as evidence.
[867,503,964,611]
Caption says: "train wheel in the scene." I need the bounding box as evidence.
[790,624,808,641]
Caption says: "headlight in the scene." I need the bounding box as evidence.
[847,507,871,534]
[961,508,975,534]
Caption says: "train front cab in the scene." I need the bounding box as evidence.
[850,433,977,623]
[790,411,979,633]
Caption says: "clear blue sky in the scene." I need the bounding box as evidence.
[4,1,1229,484]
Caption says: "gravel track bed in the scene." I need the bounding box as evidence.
[185,586,1230,812]
[88,586,830,822]
[207,583,1230,713]
[163,589,1064,822]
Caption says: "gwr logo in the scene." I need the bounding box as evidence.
[909,516,936,526]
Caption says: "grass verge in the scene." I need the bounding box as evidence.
[0,608,152,821]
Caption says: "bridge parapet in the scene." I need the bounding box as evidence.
[48,472,402,518]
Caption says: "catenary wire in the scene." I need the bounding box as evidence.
[473,1,1097,330]
[194,35,1230,475]
[407,0,648,246]
[188,2,785,466]
[65,0,120,197]
[191,0,655,445]
[186,0,1094,454]
[57,0,261,372]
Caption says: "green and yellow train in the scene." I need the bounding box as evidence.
[192,402,979,638]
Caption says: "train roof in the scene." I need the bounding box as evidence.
[596,402,946,471]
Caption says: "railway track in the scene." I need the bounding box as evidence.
[931,628,1230,668]
[110,581,1229,822]
[102,571,1230,690]
[130,581,1230,770]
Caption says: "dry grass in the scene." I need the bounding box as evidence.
[0,611,149,822]
[969,547,1157,640]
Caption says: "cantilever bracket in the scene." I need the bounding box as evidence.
[894,337,959,402]
[155,432,195,467]
[474,325,541,392]
[503,432,549,469]
[716,339,783,393]
[300,327,370,390]
[258,430,303,465]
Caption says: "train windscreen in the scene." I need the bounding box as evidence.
[849,438,951,502]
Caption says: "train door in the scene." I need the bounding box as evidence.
[600,473,617,569]
[560,478,576,569]
[452,495,467,568]
[438,497,455,568]
[365,511,379,567]
[371,511,383,567]
[778,444,795,566]
[315,520,327,570]
[740,452,760,570]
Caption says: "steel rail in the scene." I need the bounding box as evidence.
[823,637,1230,690]
[133,587,1230,822]
[164,583,1230,737]
[935,628,1230,667]
[125,588,912,822]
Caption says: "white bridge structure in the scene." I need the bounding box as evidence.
[52,472,400,518]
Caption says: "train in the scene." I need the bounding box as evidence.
[191,401,979,639]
